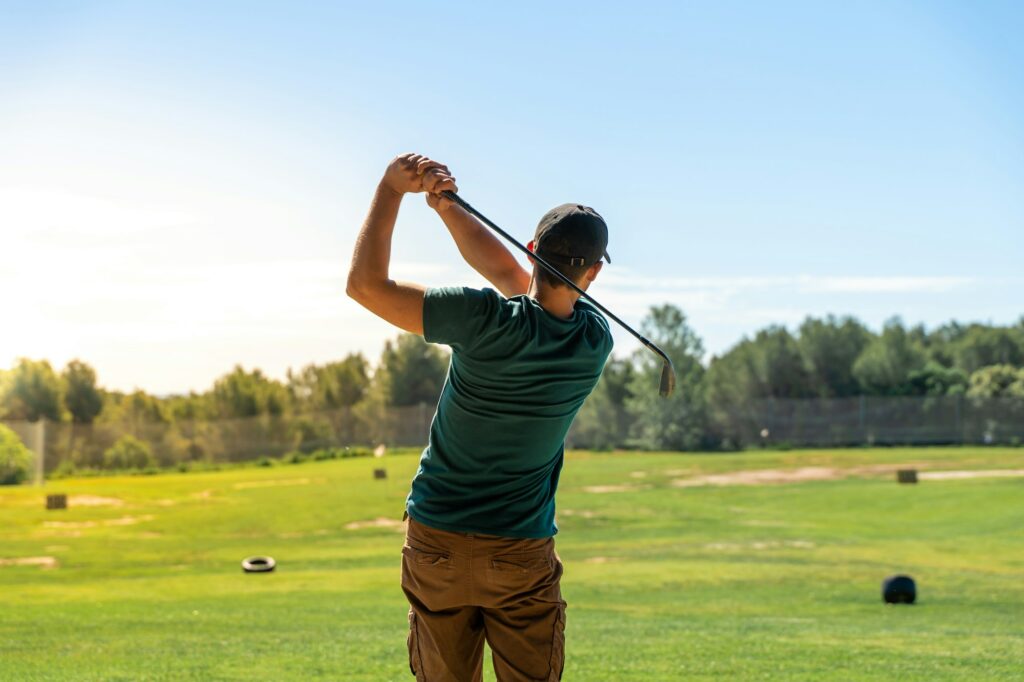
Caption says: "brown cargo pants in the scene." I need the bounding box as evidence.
[401,517,566,681]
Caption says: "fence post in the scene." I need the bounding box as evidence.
[34,420,46,486]
[858,395,866,444]
[954,393,963,444]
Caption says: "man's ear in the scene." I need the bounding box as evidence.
[526,240,536,265]
[585,261,603,283]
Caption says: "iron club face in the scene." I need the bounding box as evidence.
[660,360,676,398]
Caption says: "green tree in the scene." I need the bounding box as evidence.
[288,354,370,411]
[2,359,64,421]
[953,326,1024,374]
[378,334,448,407]
[166,392,213,422]
[966,365,1024,398]
[0,424,32,485]
[707,327,817,410]
[798,316,872,397]
[102,390,171,426]
[705,326,816,448]
[749,326,815,398]
[103,435,155,470]
[706,339,758,420]
[62,360,104,424]
[0,368,10,419]
[852,319,926,395]
[921,321,966,367]
[212,366,289,418]
[573,357,636,449]
[626,305,708,450]
[906,362,969,396]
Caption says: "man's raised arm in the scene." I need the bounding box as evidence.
[347,154,458,335]
[425,177,530,298]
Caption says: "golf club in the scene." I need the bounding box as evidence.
[440,190,676,397]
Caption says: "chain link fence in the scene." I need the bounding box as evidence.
[3,403,435,476]
[3,396,1022,478]
[710,395,1024,448]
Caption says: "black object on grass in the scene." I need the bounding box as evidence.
[242,556,276,573]
[896,469,918,484]
[440,190,676,397]
[882,575,916,604]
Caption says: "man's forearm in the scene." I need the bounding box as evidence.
[437,205,525,284]
[347,182,402,292]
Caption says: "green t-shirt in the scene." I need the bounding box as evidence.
[406,286,613,538]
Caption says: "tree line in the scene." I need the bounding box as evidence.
[0,335,449,473]
[1,306,1022,472]
[574,308,1024,450]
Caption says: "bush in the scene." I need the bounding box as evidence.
[257,456,275,467]
[0,424,32,485]
[278,447,373,466]
[289,417,333,452]
[285,451,308,465]
[52,460,77,479]
[103,435,155,471]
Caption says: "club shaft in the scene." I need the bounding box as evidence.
[440,190,672,367]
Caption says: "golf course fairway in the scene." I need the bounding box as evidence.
[1,447,1021,680]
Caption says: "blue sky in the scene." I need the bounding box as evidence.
[2,1,1022,394]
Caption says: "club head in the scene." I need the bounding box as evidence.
[659,360,676,398]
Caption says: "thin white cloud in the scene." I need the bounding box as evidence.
[599,270,976,296]
[797,275,973,294]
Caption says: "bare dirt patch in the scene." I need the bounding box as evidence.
[344,517,406,532]
[672,464,1024,488]
[234,477,312,490]
[705,540,816,551]
[0,556,59,569]
[559,509,597,519]
[43,514,155,530]
[583,556,619,564]
[673,467,841,487]
[583,484,647,494]
[67,495,123,507]
[671,464,934,488]
[919,469,1024,481]
[629,471,648,478]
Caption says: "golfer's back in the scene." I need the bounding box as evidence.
[406,286,613,538]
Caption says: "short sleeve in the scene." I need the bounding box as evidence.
[423,287,502,352]
[574,298,611,334]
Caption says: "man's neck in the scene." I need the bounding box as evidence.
[527,275,580,319]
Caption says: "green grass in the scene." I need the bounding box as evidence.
[1,447,1022,680]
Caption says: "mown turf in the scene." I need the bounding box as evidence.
[1,447,1022,680]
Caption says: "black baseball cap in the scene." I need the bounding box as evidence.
[533,203,611,267]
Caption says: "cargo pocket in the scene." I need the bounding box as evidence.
[407,610,425,681]
[547,603,566,681]
[403,545,453,568]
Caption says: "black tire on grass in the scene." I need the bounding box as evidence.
[882,574,916,604]
[242,556,276,573]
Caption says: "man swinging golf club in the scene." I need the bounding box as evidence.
[347,153,613,681]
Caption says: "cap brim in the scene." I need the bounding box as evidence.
[603,250,611,264]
